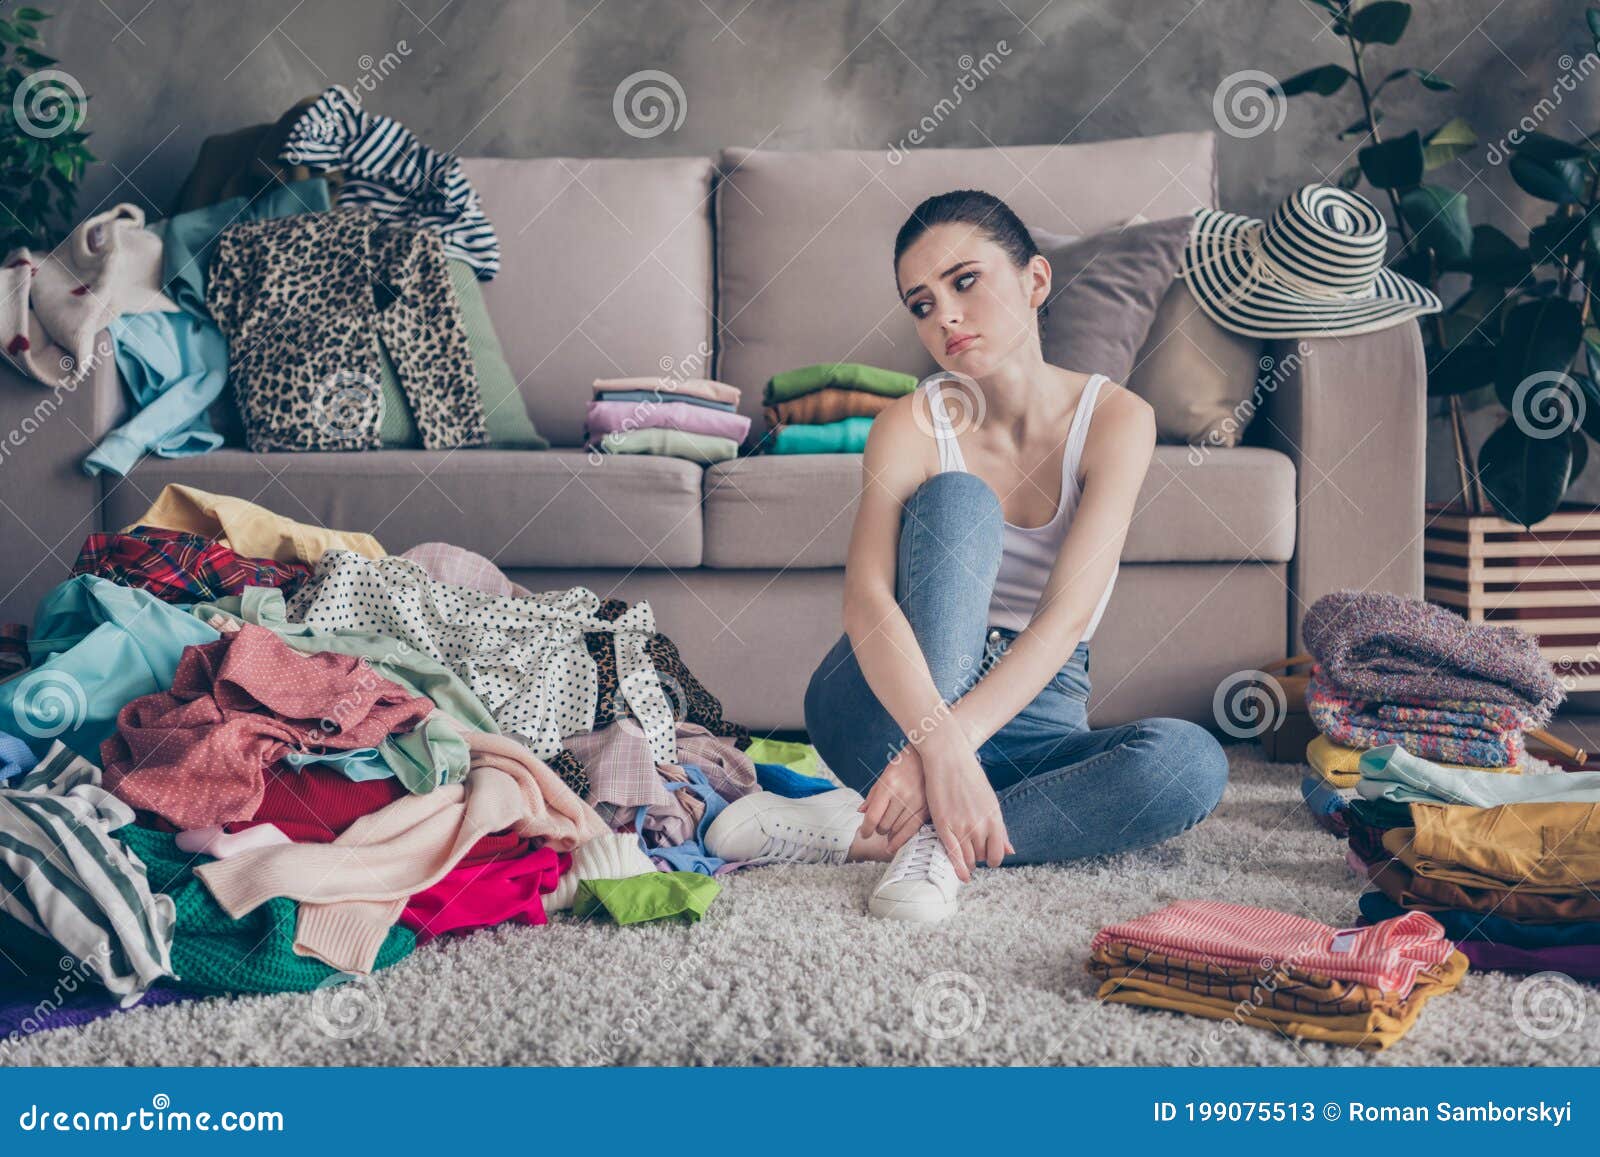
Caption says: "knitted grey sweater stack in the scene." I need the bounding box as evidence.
[1301,590,1564,726]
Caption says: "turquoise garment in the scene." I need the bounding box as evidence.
[2,576,218,760]
[1357,743,1600,806]
[771,416,873,454]
[84,311,227,477]
[158,177,331,318]
[282,748,394,782]
[190,587,488,792]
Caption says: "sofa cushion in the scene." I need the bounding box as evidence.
[461,156,716,447]
[714,132,1218,433]
[103,450,704,568]
[700,445,1295,569]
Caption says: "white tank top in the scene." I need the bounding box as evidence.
[924,372,1118,636]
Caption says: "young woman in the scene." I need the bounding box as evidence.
[704,190,1229,922]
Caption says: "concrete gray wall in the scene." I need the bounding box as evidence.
[28,0,1600,506]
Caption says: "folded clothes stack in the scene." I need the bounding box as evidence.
[1345,745,1600,977]
[759,362,918,453]
[1088,899,1467,1050]
[1296,590,1561,832]
[586,377,750,463]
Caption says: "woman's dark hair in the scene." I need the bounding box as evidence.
[892,189,1048,330]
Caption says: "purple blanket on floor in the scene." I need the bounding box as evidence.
[0,983,192,1039]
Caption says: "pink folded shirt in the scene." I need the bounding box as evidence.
[1090,899,1454,994]
[593,377,742,406]
[585,399,750,443]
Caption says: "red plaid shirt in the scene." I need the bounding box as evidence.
[73,526,312,604]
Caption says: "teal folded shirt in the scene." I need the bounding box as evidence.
[84,311,227,477]
[1357,743,1600,806]
[771,415,874,454]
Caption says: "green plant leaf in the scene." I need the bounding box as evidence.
[1399,184,1472,265]
[1377,66,1453,94]
[1529,213,1583,265]
[1462,225,1530,284]
[1339,111,1382,140]
[1338,164,1363,190]
[1589,6,1600,48]
[1494,297,1584,410]
[1279,64,1352,96]
[1359,130,1424,189]
[1350,1,1412,44]
[1571,424,1590,483]
[1575,370,1600,442]
[1510,155,1585,203]
[1423,116,1475,169]
[1477,415,1576,526]
[0,23,21,45]
[1513,131,1588,163]
[15,8,49,21]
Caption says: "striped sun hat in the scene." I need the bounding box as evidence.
[1179,184,1441,339]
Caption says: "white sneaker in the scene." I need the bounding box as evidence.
[868,824,961,923]
[704,788,864,865]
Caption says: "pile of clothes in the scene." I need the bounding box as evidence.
[1088,899,1467,1050]
[759,362,917,454]
[0,484,835,1039]
[1297,590,1562,835]
[585,377,750,463]
[2,84,549,474]
[1347,746,1600,980]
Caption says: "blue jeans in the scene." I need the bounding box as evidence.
[803,471,1229,865]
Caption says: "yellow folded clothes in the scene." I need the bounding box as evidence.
[129,483,385,565]
[1306,734,1518,789]
[1391,802,1600,892]
[1094,950,1468,1051]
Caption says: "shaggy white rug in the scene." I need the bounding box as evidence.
[7,744,1598,1067]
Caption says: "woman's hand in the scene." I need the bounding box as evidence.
[919,739,1013,880]
[858,743,930,852]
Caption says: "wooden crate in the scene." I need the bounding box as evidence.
[1424,503,1600,691]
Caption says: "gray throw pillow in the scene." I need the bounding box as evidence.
[1035,215,1194,384]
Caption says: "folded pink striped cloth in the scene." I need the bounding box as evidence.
[585,398,751,443]
[592,377,742,406]
[1090,899,1454,994]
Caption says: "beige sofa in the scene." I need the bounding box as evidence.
[0,130,1425,730]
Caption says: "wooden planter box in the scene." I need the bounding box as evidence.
[1424,503,1600,692]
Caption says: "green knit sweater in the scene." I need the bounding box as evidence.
[763,362,918,404]
[117,825,414,994]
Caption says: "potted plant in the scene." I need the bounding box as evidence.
[0,5,94,252]
[1273,0,1600,687]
